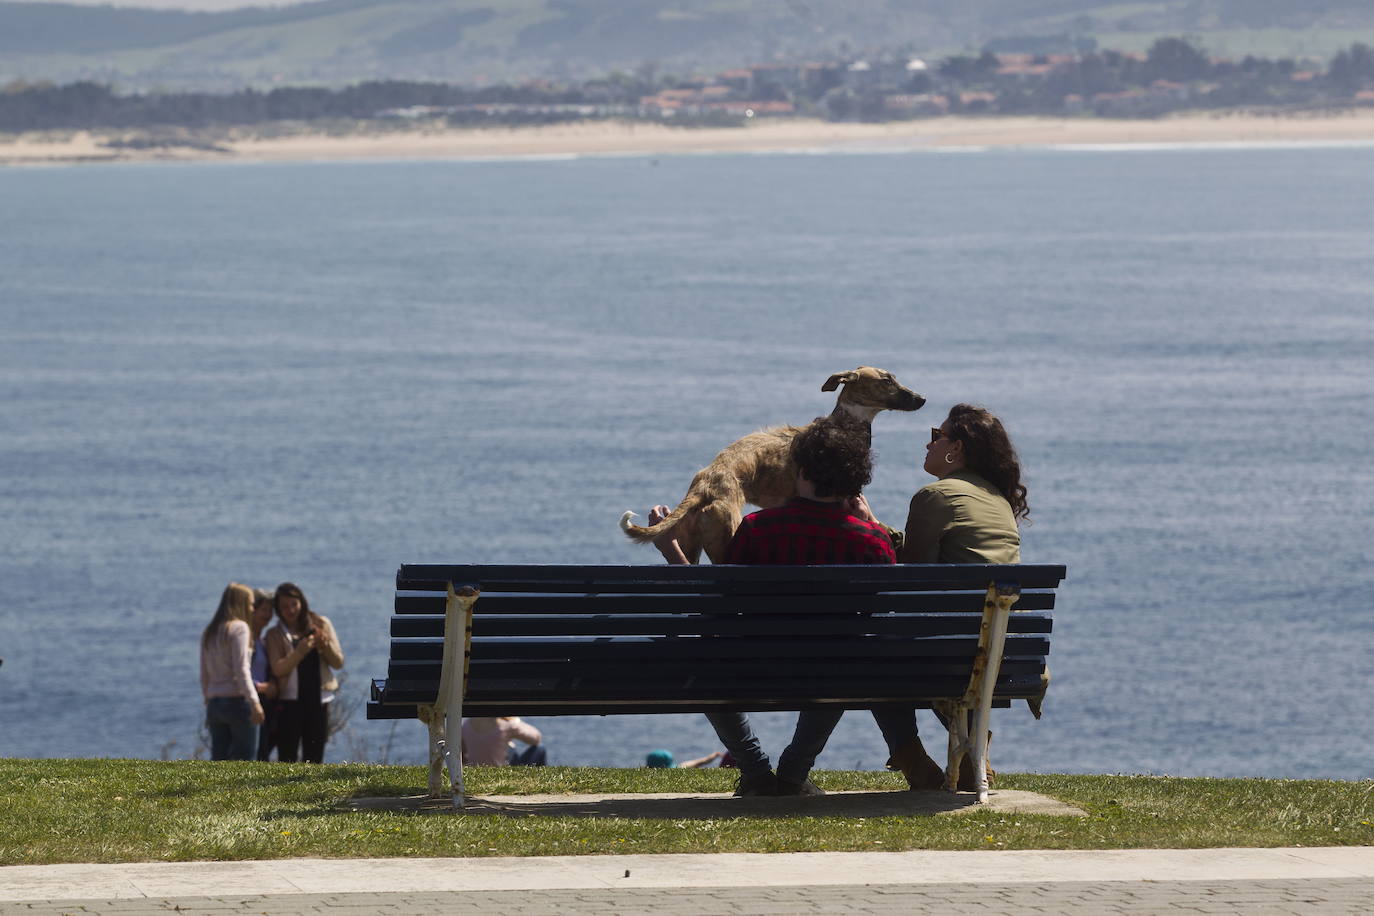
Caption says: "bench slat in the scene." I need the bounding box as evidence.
[393,592,1057,615]
[397,563,1066,593]
[386,656,1046,682]
[367,697,1020,719]
[386,633,1051,665]
[373,673,1043,704]
[390,610,1054,638]
[385,635,1050,666]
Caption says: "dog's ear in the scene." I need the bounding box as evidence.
[822,371,857,392]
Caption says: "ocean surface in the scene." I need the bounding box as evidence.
[2,144,1372,779]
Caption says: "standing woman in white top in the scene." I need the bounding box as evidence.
[199,582,266,760]
[265,582,345,763]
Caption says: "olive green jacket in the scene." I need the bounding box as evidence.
[892,469,1020,565]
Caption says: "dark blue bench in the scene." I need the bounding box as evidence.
[367,563,1065,805]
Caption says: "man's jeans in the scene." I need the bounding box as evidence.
[705,708,845,784]
[206,697,257,761]
[870,704,921,756]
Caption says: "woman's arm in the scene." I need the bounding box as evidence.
[501,717,542,747]
[648,504,690,565]
[268,627,315,679]
[678,750,724,768]
[315,616,344,670]
[251,640,278,699]
[897,486,951,563]
[845,494,903,553]
[227,621,265,721]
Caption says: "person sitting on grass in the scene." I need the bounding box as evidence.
[646,413,895,797]
[645,749,725,768]
[462,716,548,766]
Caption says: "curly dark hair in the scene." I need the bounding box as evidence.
[945,403,1029,521]
[790,414,873,498]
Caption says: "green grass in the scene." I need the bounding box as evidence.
[2,759,1370,865]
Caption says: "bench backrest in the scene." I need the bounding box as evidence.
[367,563,1063,719]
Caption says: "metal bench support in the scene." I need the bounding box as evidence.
[421,584,479,808]
[938,581,1019,802]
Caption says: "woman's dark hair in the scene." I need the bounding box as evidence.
[790,414,873,498]
[274,581,324,634]
[945,403,1029,521]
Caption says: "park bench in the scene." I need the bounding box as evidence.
[366,562,1065,806]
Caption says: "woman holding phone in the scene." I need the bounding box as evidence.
[265,582,345,763]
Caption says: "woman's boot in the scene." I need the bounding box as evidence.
[886,738,945,791]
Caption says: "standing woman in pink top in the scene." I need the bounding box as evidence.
[200,583,266,760]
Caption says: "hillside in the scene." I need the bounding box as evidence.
[3,0,1374,89]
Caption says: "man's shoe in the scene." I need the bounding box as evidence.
[733,770,778,797]
[776,777,825,797]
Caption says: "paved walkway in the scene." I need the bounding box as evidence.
[3,847,1372,915]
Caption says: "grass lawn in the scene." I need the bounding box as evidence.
[2,758,1370,865]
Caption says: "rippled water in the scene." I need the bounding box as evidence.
[2,145,1371,778]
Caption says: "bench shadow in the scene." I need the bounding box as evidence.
[340,789,1027,820]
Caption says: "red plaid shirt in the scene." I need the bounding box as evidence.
[724,498,897,566]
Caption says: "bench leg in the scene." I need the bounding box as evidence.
[433,584,478,809]
[425,710,444,798]
[968,583,1017,802]
[940,582,1019,803]
[937,700,969,795]
[445,708,465,808]
[969,706,992,803]
[417,705,448,799]
[937,704,994,802]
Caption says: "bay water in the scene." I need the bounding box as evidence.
[2,143,1372,778]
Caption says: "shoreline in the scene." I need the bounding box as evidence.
[5,110,1374,166]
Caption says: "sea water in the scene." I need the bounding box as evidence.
[2,145,1372,778]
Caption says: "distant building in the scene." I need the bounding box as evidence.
[882,93,949,116]
[994,53,1075,78]
[956,90,997,112]
[717,69,753,93]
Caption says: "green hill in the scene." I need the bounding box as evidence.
[3,0,1373,89]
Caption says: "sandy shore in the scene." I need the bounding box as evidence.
[5,111,1374,166]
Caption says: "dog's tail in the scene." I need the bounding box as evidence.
[620,494,704,545]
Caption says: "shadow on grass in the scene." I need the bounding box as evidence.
[142,770,348,799]
[337,789,1085,820]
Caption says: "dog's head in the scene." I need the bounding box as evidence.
[822,366,925,414]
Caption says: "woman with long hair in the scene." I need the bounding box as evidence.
[850,402,1030,791]
[264,582,344,763]
[200,582,266,760]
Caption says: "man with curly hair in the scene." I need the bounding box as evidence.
[648,414,895,796]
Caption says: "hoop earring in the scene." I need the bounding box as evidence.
[944,454,955,464]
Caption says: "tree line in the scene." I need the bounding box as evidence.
[2,39,1372,133]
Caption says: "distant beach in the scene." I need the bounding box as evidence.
[4,110,1374,166]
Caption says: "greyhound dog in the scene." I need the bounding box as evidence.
[620,367,924,564]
